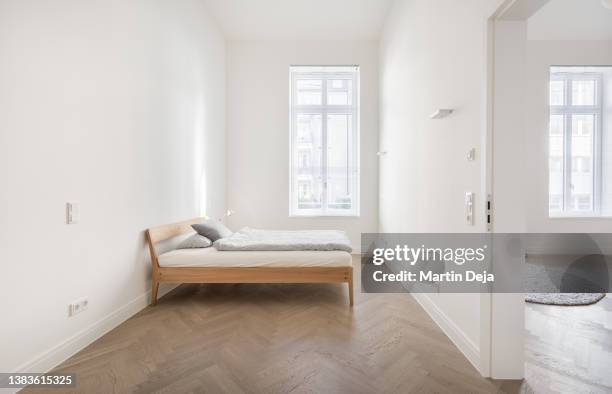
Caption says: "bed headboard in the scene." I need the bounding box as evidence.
[145,217,205,267]
[146,217,204,245]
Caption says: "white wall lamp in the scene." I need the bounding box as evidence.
[430,109,454,119]
[602,0,612,10]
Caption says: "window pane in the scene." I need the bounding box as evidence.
[296,80,322,105]
[570,114,595,211]
[572,80,595,106]
[295,113,323,210]
[550,80,564,106]
[326,114,354,210]
[327,79,353,105]
[296,113,321,143]
[549,114,563,136]
[549,115,565,212]
[572,113,594,136]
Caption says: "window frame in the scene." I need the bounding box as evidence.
[289,66,360,217]
[549,71,603,217]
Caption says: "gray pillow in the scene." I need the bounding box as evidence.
[191,220,233,242]
[176,233,212,249]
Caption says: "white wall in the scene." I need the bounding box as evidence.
[0,0,226,373]
[201,0,393,41]
[379,0,504,374]
[528,0,612,41]
[225,41,379,251]
[493,21,529,233]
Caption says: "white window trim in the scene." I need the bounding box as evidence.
[289,66,360,217]
[549,71,603,217]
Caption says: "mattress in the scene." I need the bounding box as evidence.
[158,247,353,268]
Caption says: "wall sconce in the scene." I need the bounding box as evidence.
[430,109,454,119]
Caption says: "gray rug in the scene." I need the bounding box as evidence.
[525,254,609,306]
[526,292,605,306]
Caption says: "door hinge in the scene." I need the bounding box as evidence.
[486,193,492,232]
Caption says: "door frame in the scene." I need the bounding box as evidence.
[480,0,551,379]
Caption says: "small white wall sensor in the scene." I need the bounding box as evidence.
[66,201,80,224]
[430,109,454,119]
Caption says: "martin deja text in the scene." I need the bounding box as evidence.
[373,270,495,284]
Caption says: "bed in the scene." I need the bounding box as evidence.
[145,217,354,306]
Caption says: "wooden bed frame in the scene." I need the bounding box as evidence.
[145,218,354,306]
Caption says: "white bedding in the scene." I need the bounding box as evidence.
[158,247,352,268]
[214,228,352,252]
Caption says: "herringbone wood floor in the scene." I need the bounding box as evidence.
[25,256,523,394]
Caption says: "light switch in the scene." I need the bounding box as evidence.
[66,201,80,224]
[465,192,474,225]
[467,148,476,161]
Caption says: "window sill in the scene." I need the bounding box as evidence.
[549,213,612,219]
[289,214,361,219]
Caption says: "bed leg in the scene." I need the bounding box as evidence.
[151,279,159,306]
[348,268,354,307]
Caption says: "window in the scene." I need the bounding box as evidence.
[290,66,359,216]
[298,150,311,169]
[548,67,608,216]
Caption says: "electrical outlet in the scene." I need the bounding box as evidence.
[465,192,474,225]
[68,298,88,317]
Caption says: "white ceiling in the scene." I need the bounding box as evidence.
[528,0,612,40]
[202,0,393,41]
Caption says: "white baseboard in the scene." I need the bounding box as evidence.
[383,262,481,373]
[14,284,178,375]
[411,293,481,373]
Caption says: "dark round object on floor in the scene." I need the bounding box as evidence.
[560,254,609,294]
